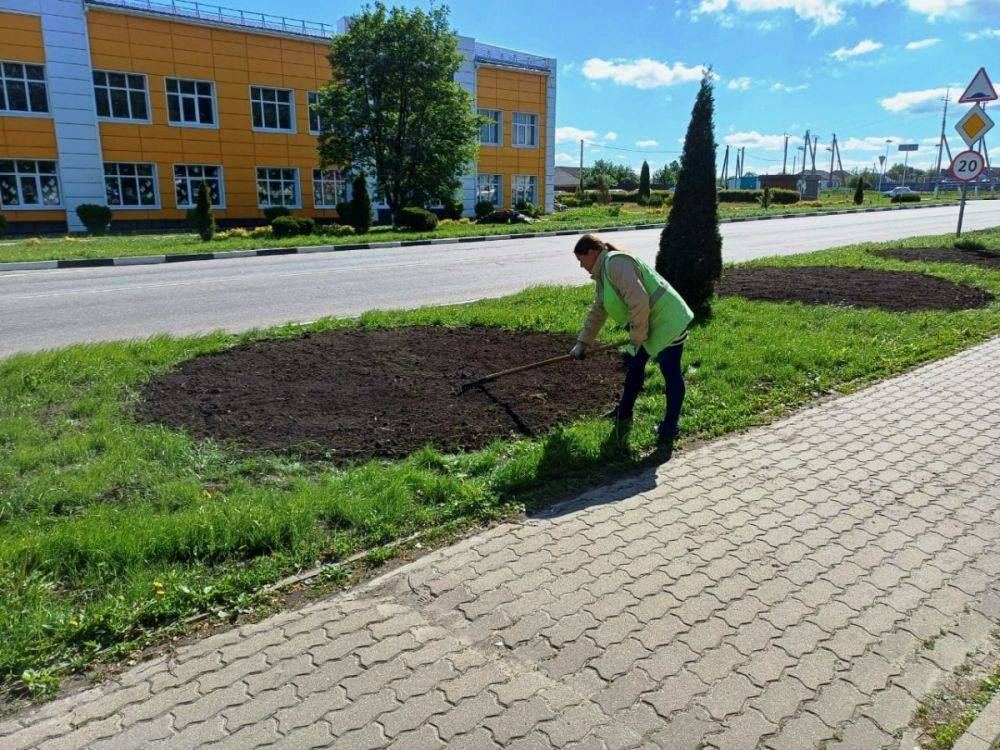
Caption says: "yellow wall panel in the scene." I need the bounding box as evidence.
[0,11,45,62]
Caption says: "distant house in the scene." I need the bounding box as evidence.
[555,167,582,193]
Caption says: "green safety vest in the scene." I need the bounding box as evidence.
[601,251,693,357]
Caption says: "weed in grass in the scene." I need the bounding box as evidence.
[0,228,998,699]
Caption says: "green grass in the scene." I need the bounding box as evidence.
[0,190,981,263]
[1,228,999,701]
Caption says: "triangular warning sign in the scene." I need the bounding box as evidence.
[959,67,998,104]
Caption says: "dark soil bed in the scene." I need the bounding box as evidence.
[136,327,622,462]
[873,246,1000,269]
[717,266,993,311]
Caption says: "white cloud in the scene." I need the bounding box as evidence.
[604,131,619,141]
[830,39,883,60]
[697,0,846,26]
[555,152,577,165]
[728,76,753,90]
[636,139,660,147]
[582,57,707,89]
[840,135,910,151]
[771,82,809,92]
[555,126,597,143]
[879,87,952,113]
[902,0,969,20]
[905,37,940,49]
[965,28,1000,40]
[723,131,797,149]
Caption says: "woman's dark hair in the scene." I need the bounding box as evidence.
[574,233,622,256]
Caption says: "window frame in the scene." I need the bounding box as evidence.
[172,163,226,209]
[164,77,218,129]
[307,91,323,136]
[512,112,539,148]
[93,70,151,124]
[478,108,502,146]
[104,161,159,210]
[256,166,301,209]
[249,85,296,134]
[512,174,538,207]
[0,60,50,117]
[312,167,345,208]
[0,158,62,209]
[476,173,502,206]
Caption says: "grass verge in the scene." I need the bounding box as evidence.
[0,192,981,263]
[1,227,999,707]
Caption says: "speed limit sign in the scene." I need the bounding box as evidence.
[950,150,985,182]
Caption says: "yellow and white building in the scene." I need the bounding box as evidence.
[0,0,555,233]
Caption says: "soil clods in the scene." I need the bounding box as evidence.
[136,327,623,462]
[717,266,994,311]
[873,246,1000,269]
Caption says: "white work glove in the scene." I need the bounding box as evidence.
[570,342,586,360]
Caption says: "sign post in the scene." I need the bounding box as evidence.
[952,68,996,236]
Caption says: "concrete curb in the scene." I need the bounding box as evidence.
[952,689,1000,750]
[0,198,989,273]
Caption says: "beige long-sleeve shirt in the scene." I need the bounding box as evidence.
[577,249,651,347]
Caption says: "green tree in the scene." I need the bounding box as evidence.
[583,159,639,189]
[853,176,865,205]
[638,160,651,201]
[194,181,215,242]
[655,73,722,317]
[652,160,681,187]
[316,3,481,224]
[349,171,372,232]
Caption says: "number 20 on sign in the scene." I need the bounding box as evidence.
[950,150,985,182]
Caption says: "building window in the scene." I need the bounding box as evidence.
[312,168,345,208]
[512,112,538,147]
[93,71,149,121]
[105,162,157,207]
[0,159,60,207]
[251,86,294,132]
[0,61,48,114]
[476,173,502,205]
[257,167,299,207]
[165,77,216,126]
[478,109,501,146]
[307,91,324,135]
[512,175,538,207]
[173,164,223,208]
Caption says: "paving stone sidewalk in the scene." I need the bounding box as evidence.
[3,338,999,750]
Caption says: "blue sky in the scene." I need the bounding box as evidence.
[240,0,997,174]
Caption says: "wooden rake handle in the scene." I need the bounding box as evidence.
[459,341,624,392]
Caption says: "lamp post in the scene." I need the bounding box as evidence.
[878,139,892,192]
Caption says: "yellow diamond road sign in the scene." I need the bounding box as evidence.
[955,105,994,148]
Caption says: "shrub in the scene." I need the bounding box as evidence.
[349,171,372,233]
[853,178,865,205]
[75,204,112,235]
[607,205,621,217]
[759,187,772,210]
[954,239,987,251]
[638,160,651,202]
[0,214,7,235]
[440,189,464,220]
[595,174,611,204]
[262,206,291,222]
[250,226,273,238]
[770,188,800,205]
[648,196,665,208]
[514,200,540,218]
[193,181,215,241]
[891,193,921,203]
[335,201,354,228]
[474,200,494,219]
[333,224,355,236]
[398,206,438,231]
[717,190,761,203]
[270,216,300,238]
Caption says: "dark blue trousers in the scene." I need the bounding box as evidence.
[618,342,686,434]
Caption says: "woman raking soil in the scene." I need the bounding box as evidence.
[570,233,694,442]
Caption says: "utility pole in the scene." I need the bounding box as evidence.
[782,133,789,174]
[720,145,730,187]
[932,93,950,197]
[828,135,836,188]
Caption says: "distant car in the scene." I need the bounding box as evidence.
[883,186,917,198]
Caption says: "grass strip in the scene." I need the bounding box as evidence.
[1,227,998,702]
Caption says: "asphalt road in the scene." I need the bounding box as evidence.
[2,201,997,358]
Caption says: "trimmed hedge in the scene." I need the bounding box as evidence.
[474,200,494,219]
[718,188,800,205]
[399,206,438,231]
[270,216,316,238]
[891,193,921,203]
[75,204,112,235]
[262,206,291,222]
[555,189,672,205]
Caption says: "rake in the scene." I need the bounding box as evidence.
[459,341,625,393]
